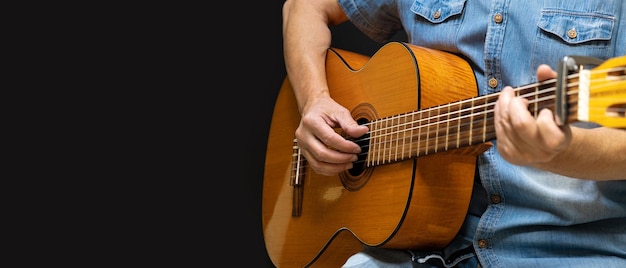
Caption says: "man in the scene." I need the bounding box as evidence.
[281,0,626,267]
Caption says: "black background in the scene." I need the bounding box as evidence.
[28,2,405,266]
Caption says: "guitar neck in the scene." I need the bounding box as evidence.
[362,66,626,166]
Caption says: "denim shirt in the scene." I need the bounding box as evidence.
[338,0,626,267]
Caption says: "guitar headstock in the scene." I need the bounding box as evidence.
[577,55,626,129]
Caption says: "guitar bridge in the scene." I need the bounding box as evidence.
[290,138,306,217]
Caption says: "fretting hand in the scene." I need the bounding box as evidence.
[494,64,573,166]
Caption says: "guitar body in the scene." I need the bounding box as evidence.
[263,42,489,267]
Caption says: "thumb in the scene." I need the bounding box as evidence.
[537,64,557,81]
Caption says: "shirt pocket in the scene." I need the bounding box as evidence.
[407,0,466,47]
[533,9,615,65]
[410,0,466,24]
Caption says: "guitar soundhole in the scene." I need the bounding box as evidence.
[349,118,370,176]
[340,105,376,191]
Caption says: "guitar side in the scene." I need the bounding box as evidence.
[262,42,487,267]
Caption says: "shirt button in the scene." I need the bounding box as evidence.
[494,13,503,23]
[490,194,501,204]
[478,239,488,248]
[433,10,441,19]
[488,77,498,88]
[567,28,578,39]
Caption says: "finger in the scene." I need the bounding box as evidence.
[494,87,522,161]
[536,64,557,81]
[296,130,356,175]
[318,110,366,154]
[299,147,354,176]
[315,124,363,155]
[495,87,515,120]
[508,94,533,133]
[335,116,369,153]
[507,97,542,160]
[495,87,543,165]
[341,120,369,141]
[535,109,570,153]
[494,87,512,143]
[299,121,358,163]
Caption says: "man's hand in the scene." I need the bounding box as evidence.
[295,95,369,176]
[494,64,573,166]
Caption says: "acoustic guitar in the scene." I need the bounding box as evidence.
[262,42,626,267]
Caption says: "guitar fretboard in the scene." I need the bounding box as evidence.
[360,66,626,166]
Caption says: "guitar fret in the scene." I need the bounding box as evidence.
[434,106,440,153]
[370,120,378,166]
[467,98,476,145]
[445,104,450,151]
[373,120,379,164]
[532,85,539,117]
[457,102,462,148]
[395,115,399,161]
[397,114,402,161]
[400,114,405,160]
[386,116,390,163]
[407,112,413,159]
[425,109,431,155]
[482,96,488,142]
[391,115,395,162]
[367,123,371,166]
[377,119,383,164]
[382,117,388,163]
[415,112,419,157]
[383,117,388,163]
[378,119,383,165]
[378,118,383,163]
